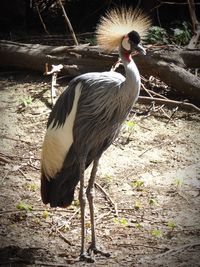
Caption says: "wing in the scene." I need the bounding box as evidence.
[41,71,125,207]
[73,72,127,158]
[47,71,125,129]
[42,71,125,177]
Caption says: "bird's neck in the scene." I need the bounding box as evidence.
[119,48,141,103]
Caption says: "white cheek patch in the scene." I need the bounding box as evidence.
[121,37,131,51]
[41,82,82,179]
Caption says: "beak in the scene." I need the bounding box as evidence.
[131,43,146,55]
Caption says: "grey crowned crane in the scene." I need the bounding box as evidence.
[41,7,151,262]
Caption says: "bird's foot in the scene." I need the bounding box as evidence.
[79,245,110,262]
[87,244,111,258]
[79,253,95,263]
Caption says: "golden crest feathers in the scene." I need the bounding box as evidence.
[96,7,151,52]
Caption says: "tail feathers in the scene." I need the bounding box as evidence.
[40,143,94,208]
[41,167,79,208]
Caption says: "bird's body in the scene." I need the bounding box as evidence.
[41,59,140,207]
[41,7,151,262]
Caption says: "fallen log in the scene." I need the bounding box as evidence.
[0,40,200,101]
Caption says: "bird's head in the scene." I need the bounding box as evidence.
[96,7,151,55]
[121,30,146,55]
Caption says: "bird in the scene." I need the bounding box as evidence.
[40,7,151,262]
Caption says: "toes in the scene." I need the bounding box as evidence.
[87,246,111,258]
[79,253,95,263]
[93,249,111,257]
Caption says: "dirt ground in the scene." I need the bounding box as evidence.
[0,72,200,267]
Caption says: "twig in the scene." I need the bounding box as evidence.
[35,261,74,266]
[27,162,40,170]
[140,91,175,122]
[139,140,171,157]
[95,211,112,224]
[188,0,199,32]
[0,155,11,163]
[160,107,171,120]
[68,208,79,222]
[155,242,200,258]
[51,208,79,232]
[133,102,166,118]
[30,110,51,117]
[138,96,200,112]
[1,170,10,185]
[156,6,162,27]
[110,59,123,71]
[176,190,190,204]
[157,0,200,5]
[141,86,169,100]
[119,243,165,250]
[18,169,30,180]
[141,83,153,98]
[0,151,40,161]
[57,229,72,246]
[0,134,31,144]
[35,4,50,35]
[187,0,200,49]
[49,210,78,247]
[95,182,118,217]
[0,207,64,216]
[45,63,63,105]
[165,106,179,125]
[57,0,78,46]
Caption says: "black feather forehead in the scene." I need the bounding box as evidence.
[96,7,151,52]
[128,30,141,45]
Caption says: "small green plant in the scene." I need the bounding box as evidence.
[104,174,113,183]
[16,202,33,212]
[132,180,144,188]
[151,229,163,238]
[19,97,33,107]
[122,120,137,143]
[132,180,145,191]
[72,199,80,207]
[145,26,169,44]
[167,220,176,231]
[149,198,157,205]
[113,217,128,226]
[173,177,183,188]
[125,120,136,131]
[25,183,38,192]
[9,223,17,229]
[145,22,192,46]
[172,22,192,45]
[85,36,97,46]
[42,210,49,219]
[134,200,142,210]
[135,222,142,230]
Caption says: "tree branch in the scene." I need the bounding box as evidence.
[57,0,78,46]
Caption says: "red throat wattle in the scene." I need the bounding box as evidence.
[124,52,132,62]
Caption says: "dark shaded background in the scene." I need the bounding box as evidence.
[0,0,199,39]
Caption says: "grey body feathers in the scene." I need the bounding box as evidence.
[41,71,137,207]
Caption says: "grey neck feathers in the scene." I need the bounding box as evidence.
[119,47,141,104]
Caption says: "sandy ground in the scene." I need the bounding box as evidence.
[0,73,200,266]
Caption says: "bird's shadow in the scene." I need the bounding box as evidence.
[0,245,78,266]
[0,245,49,266]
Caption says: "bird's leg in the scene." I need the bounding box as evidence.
[79,158,94,262]
[86,158,110,258]
[86,158,98,250]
